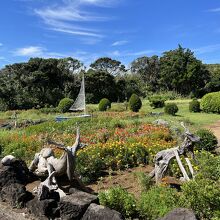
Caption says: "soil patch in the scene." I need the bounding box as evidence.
[86,165,153,198]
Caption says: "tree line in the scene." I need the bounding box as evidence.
[0,45,219,110]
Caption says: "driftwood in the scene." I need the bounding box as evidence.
[36,171,58,200]
[29,127,87,192]
[150,122,200,183]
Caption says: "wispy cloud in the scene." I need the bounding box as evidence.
[112,40,128,46]
[13,46,45,56]
[34,0,118,41]
[208,7,220,12]
[108,49,156,57]
[0,43,3,46]
[193,44,220,54]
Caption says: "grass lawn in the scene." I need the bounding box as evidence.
[0,99,219,130]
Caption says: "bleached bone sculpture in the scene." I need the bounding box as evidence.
[150,122,200,183]
[29,127,86,186]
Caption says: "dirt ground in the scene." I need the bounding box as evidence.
[87,165,154,198]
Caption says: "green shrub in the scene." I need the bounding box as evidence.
[98,98,111,111]
[149,96,165,108]
[189,99,200,112]
[180,178,220,219]
[200,91,220,113]
[57,98,74,113]
[164,103,178,115]
[129,94,142,112]
[195,151,220,181]
[39,107,58,114]
[138,186,179,220]
[195,129,218,151]
[99,187,137,218]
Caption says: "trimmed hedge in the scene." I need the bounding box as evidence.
[201,92,220,113]
[189,99,200,112]
[129,94,142,112]
[98,98,111,111]
[57,98,74,113]
[164,103,178,115]
[149,96,165,108]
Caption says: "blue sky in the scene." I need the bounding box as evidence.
[1,0,220,68]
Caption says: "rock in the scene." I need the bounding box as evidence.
[0,159,37,188]
[81,203,124,220]
[59,188,98,220]
[158,208,197,220]
[153,119,169,126]
[27,197,59,219]
[1,155,16,165]
[0,183,33,208]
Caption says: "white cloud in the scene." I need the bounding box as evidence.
[208,7,220,12]
[51,28,103,37]
[34,0,117,40]
[193,44,220,54]
[112,40,128,46]
[13,46,45,56]
[108,49,156,58]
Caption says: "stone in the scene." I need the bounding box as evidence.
[27,197,59,219]
[153,119,169,126]
[158,208,197,220]
[59,188,98,220]
[81,203,124,220]
[1,155,16,165]
[0,183,33,208]
[0,159,37,188]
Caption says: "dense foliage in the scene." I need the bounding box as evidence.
[160,45,210,97]
[164,103,178,115]
[57,98,74,113]
[195,129,218,151]
[149,95,165,108]
[129,94,142,112]
[99,187,137,218]
[98,98,111,111]
[189,99,200,112]
[201,91,220,113]
[0,45,218,110]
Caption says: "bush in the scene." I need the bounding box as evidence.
[138,186,179,220]
[98,98,111,111]
[200,91,220,113]
[189,99,200,112]
[180,178,220,219]
[129,94,142,112]
[149,96,165,108]
[164,103,178,115]
[195,129,218,151]
[57,98,74,113]
[99,187,137,218]
[195,151,220,181]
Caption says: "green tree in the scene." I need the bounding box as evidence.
[85,69,117,103]
[159,45,210,96]
[131,55,160,92]
[90,57,126,76]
